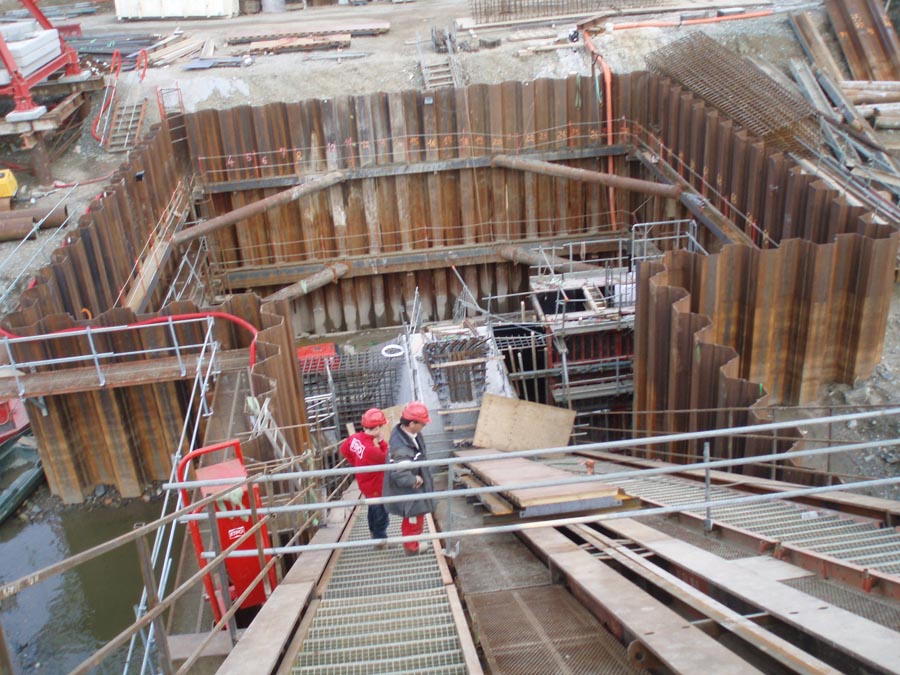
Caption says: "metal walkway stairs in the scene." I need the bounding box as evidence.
[290,509,476,674]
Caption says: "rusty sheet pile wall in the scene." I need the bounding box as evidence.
[184,76,624,333]
[3,293,306,503]
[1,124,309,502]
[624,73,899,476]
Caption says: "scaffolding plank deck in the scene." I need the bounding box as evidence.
[455,449,625,510]
[604,518,900,675]
[520,526,764,674]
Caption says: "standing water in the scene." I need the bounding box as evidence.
[0,485,167,674]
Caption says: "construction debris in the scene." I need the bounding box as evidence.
[240,34,351,55]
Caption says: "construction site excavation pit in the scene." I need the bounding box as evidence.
[2,1,900,672]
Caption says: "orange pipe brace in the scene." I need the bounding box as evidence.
[583,31,618,230]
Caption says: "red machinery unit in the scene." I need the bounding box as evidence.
[177,440,278,624]
[0,0,82,115]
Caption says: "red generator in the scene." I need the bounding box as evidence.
[177,440,278,626]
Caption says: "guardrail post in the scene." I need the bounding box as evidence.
[134,533,173,675]
[84,325,106,387]
[206,503,239,646]
[704,442,713,533]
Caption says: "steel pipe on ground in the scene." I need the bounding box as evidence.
[0,218,42,242]
[0,204,69,229]
[172,171,346,246]
[490,154,682,198]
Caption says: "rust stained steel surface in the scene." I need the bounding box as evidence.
[183,76,617,331]
[2,74,898,501]
[621,69,897,413]
[825,0,900,82]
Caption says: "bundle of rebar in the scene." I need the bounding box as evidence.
[423,336,490,404]
[646,33,821,154]
[299,350,401,429]
[468,0,600,24]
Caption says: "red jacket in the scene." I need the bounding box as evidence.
[339,431,387,498]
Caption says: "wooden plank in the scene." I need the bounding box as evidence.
[457,472,515,515]
[604,518,900,675]
[169,630,237,660]
[473,392,575,451]
[0,349,250,398]
[569,524,839,675]
[215,581,314,675]
[454,449,624,509]
[520,526,764,674]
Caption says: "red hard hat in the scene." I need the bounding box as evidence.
[361,408,387,428]
[402,401,431,424]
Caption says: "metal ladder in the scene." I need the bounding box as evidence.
[106,97,148,153]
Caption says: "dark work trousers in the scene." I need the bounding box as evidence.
[367,503,389,539]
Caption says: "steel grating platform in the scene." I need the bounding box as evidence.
[290,508,471,675]
[594,465,900,576]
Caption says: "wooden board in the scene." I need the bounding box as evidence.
[455,449,624,511]
[604,518,900,675]
[472,393,575,451]
[521,526,764,674]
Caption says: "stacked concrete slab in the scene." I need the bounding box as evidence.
[0,21,62,86]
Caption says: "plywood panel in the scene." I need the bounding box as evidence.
[473,393,575,451]
[455,449,622,508]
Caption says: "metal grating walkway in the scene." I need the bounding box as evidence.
[291,509,471,675]
[598,468,900,576]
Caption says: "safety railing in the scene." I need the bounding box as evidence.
[0,315,217,396]
[3,405,900,674]
[193,120,622,187]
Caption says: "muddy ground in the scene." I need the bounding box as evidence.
[0,0,898,498]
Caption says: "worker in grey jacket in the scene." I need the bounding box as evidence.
[383,401,435,555]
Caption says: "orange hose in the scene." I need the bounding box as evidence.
[611,9,774,30]
[583,31,619,231]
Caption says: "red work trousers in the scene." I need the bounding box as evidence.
[401,514,425,552]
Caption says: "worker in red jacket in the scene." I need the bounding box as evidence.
[340,408,390,549]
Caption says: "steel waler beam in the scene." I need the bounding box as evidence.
[264,263,349,302]
[172,171,346,246]
[491,154,682,199]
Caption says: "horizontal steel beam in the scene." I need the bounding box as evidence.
[221,236,629,289]
[199,146,629,194]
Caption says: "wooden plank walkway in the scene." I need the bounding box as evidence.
[604,518,900,675]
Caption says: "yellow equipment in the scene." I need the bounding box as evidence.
[0,169,18,211]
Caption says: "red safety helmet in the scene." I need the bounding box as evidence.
[402,401,431,424]
[361,408,387,428]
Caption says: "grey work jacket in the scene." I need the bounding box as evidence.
[383,423,435,518]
